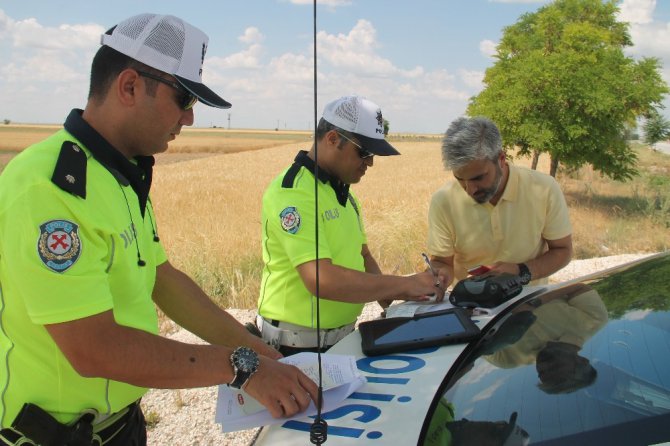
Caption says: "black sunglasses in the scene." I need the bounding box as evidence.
[337,131,374,159]
[137,71,198,111]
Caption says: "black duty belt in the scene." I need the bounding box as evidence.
[0,401,139,446]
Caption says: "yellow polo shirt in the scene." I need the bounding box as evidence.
[427,164,571,284]
[485,288,607,368]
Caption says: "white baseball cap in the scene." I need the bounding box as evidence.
[322,95,400,156]
[101,13,231,109]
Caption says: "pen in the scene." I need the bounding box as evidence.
[421,252,441,288]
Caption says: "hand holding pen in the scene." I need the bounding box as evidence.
[421,252,443,289]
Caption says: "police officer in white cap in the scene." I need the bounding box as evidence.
[255,95,447,356]
[0,13,317,445]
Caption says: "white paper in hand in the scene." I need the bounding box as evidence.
[215,352,366,432]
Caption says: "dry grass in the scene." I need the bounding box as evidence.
[152,143,303,309]
[559,146,670,257]
[160,128,311,154]
[0,124,60,151]
[2,126,668,309]
[152,139,669,309]
[0,125,311,171]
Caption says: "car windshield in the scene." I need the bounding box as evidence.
[422,254,670,445]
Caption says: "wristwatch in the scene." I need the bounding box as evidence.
[228,347,260,389]
[517,263,532,285]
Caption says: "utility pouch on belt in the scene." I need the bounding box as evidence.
[8,403,94,446]
[258,320,283,350]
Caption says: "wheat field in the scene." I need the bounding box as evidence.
[151,139,669,309]
[2,125,668,309]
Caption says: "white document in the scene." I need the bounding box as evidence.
[384,298,455,318]
[215,352,366,433]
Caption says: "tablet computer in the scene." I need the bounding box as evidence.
[359,307,481,357]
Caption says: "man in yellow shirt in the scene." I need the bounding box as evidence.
[427,116,573,287]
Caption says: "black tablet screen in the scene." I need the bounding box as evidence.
[374,312,467,346]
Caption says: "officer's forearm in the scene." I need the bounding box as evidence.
[152,261,279,359]
[45,311,235,389]
[297,259,435,303]
[362,244,382,275]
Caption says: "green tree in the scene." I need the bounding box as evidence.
[593,255,670,319]
[643,109,670,149]
[468,0,668,180]
[383,118,390,136]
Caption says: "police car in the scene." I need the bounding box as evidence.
[254,251,670,445]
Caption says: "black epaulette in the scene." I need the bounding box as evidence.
[281,162,302,189]
[51,141,87,198]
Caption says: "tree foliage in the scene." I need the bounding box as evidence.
[468,0,669,180]
[592,255,670,319]
[643,109,670,148]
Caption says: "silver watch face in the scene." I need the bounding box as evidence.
[233,347,259,373]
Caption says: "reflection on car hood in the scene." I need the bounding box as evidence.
[439,252,670,446]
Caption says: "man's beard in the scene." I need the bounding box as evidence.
[472,164,503,204]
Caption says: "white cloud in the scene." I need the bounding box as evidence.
[239,26,264,44]
[460,69,485,89]
[421,70,470,101]
[627,21,670,59]
[619,0,670,72]
[479,39,497,58]
[0,11,478,132]
[207,28,267,70]
[0,9,12,37]
[209,43,265,69]
[11,18,102,51]
[618,0,656,25]
[317,19,423,79]
[0,14,98,87]
[623,309,652,320]
[1,50,88,83]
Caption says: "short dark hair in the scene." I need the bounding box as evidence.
[88,45,157,103]
[315,117,353,150]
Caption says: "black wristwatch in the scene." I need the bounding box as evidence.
[517,263,532,285]
[229,347,260,389]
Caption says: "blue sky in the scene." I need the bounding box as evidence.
[1,0,669,133]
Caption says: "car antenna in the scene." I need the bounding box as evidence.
[309,0,328,444]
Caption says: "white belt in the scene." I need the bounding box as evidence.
[257,315,355,349]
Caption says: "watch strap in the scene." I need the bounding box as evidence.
[229,370,251,389]
[517,263,532,285]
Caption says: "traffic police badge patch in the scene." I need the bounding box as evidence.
[37,220,82,273]
[279,207,301,234]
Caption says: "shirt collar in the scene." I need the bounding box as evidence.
[294,150,350,206]
[63,109,154,216]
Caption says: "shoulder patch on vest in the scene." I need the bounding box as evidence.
[37,219,82,273]
[51,141,87,198]
[280,207,301,234]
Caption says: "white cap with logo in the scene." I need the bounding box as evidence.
[101,13,231,109]
[322,95,400,156]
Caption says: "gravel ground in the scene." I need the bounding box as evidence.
[142,253,653,445]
